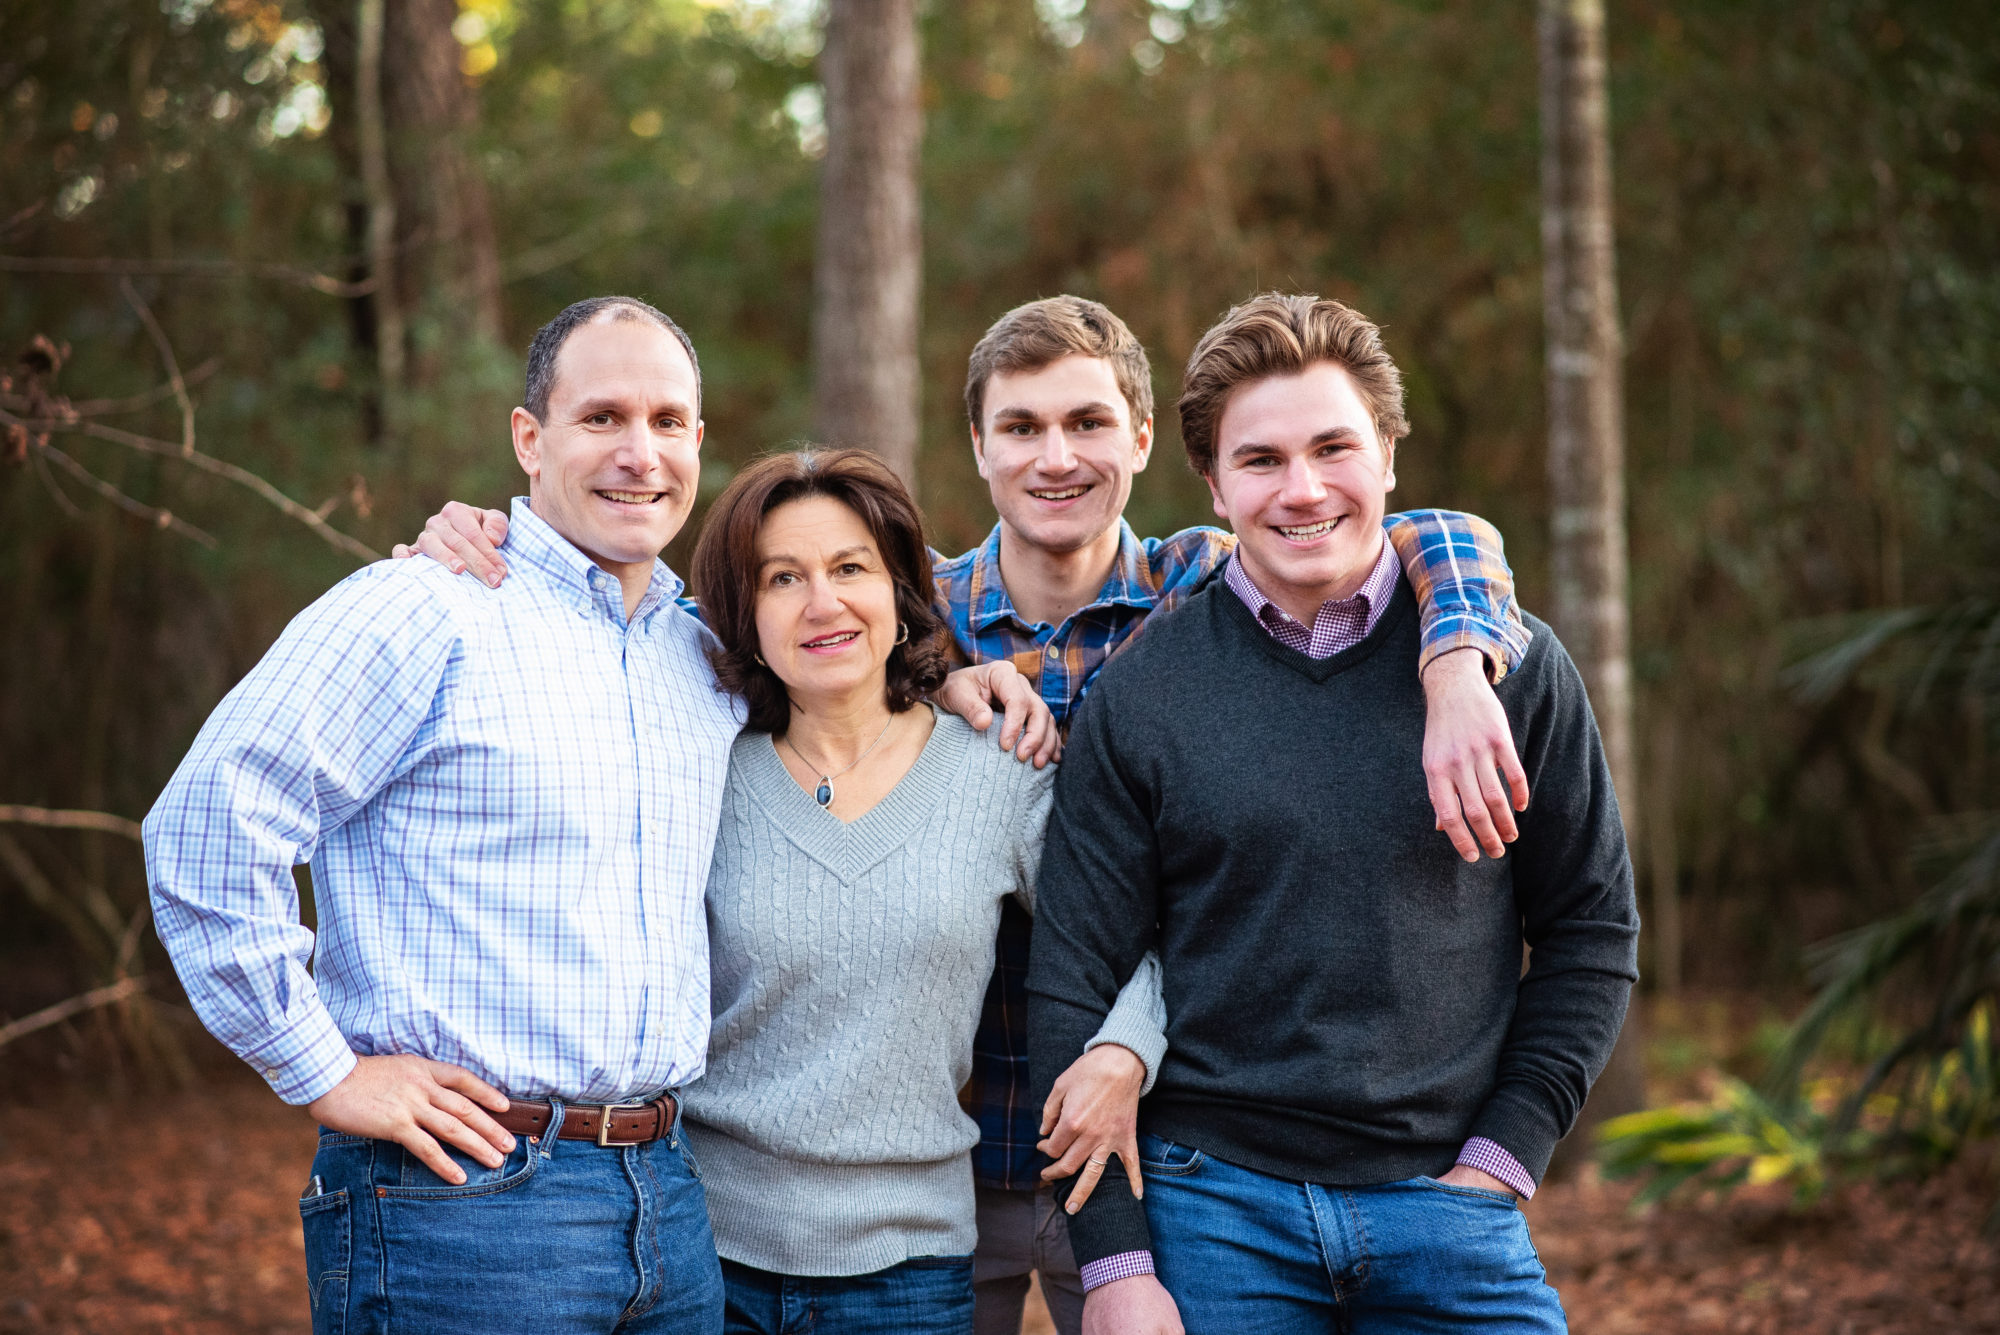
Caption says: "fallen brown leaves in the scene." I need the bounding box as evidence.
[0,1072,1993,1334]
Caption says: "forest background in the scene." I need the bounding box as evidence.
[2,0,1997,1197]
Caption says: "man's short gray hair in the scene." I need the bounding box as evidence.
[522,296,701,422]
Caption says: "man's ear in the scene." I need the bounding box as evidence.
[511,406,543,480]
[970,422,989,480]
[1382,437,1397,495]
[1204,469,1230,525]
[1131,414,1155,475]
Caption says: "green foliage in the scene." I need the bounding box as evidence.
[1599,1076,1830,1207]
[1600,1002,2000,1207]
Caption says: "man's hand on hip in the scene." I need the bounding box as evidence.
[1435,1163,1520,1198]
[306,1053,516,1184]
[1083,1274,1184,1335]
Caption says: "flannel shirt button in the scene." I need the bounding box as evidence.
[1046,644,1060,660]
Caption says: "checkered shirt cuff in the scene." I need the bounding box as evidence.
[1456,1136,1536,1199]
[1079,1250,1156,1292]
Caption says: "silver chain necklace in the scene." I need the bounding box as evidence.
[781,712,897,809]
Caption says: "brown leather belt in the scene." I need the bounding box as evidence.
[495,1094,677,1147]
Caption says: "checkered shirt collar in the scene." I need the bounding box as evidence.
[503,495,685,623]
[965,520,1161,632]
[1224,532,1400,642]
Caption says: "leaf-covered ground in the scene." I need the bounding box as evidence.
[1,1075,1993,1334]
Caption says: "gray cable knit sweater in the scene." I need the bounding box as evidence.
[685,711,1168,1277]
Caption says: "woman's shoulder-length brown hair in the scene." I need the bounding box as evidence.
[690,447,949,736]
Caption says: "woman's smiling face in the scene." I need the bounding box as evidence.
[752,495,904,711]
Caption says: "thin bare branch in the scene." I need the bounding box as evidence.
[0,253,376,298]
[61,357,222,417]
[29,441,84,516]
[118,277,197,455]
[0,806,147,843]
[37,440,222,548]
[0,976,147,1052]
[2,410,380,563]
[0,200,46,238]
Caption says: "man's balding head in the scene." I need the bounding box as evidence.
[523,296,702,423]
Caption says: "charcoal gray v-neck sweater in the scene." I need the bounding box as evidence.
[1026,573,1639,1267]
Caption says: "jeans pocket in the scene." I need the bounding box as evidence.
[1414,1175,1520,1206]
[1137,1134,1205,1177]
[383,1137,540,1199]
[298,1186,350,1335]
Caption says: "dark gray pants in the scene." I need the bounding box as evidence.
[972,1185,1084,1335]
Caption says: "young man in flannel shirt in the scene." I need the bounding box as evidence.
[400,295,1534,1335]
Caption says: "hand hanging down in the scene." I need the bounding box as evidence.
[1036,1042,1147,1212]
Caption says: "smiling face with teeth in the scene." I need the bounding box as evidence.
[1205,361,1398,627]
[973,354,1154,564]
[510,315,703,611]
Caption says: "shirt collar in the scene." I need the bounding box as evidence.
[966,520,1159,632]
[1225,531,1399,632]
[502,496,685,624]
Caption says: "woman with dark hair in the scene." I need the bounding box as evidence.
[683,448,1164,1335]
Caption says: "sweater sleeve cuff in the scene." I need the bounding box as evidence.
[1456,1137,1537,1199]
[1079,1251,1156,1292]
[1085,951,1168,1095]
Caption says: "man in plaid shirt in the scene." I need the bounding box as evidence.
[942,297,1531,1335]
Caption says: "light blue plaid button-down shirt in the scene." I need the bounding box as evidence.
[145,498,746,1106]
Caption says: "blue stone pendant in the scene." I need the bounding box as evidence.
[815,778,834,807]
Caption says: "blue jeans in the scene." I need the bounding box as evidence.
[1138,1133,1566,1334]
[299,1100,723,1335]
[721,1255,974,1335]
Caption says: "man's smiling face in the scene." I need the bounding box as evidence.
[973,354,1152,557]
[1205,360,1397,623]
[511,315,704,577]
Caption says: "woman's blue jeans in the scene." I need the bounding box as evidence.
[298,1100,723,1335]
[1137,1133,1567,1334]
[720,1255,975,1335]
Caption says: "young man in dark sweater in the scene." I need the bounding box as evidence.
[1026,293,1640,1334]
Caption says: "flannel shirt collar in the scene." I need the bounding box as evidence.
[504,495,684,626]
[966,521,1160,633]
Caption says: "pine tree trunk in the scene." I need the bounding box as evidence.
[311,0,503,436]
[383,0,503,350]
[1539,0,1647,1161]
[811,0,923,487]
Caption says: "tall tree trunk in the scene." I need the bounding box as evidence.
[1539,0,1646,1160]
[310,0,503,441]
[383,0,503,350]
[811,0,922,487]
[356,0,404,426]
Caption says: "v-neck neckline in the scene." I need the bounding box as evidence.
[737,706,972,885]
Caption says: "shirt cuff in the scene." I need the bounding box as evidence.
[239,1004,359,1106]
[1456,1136,1536,1199]
[1079,1250,1156,1292]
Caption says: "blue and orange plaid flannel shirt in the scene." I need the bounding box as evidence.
[936,510,1531,1191]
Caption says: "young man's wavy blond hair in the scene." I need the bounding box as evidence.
[1178,293,1411,477]
[963,295,1154,437]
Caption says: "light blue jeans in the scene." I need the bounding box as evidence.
[1138,1132,1566,1334]
[298,1099,723,1335]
